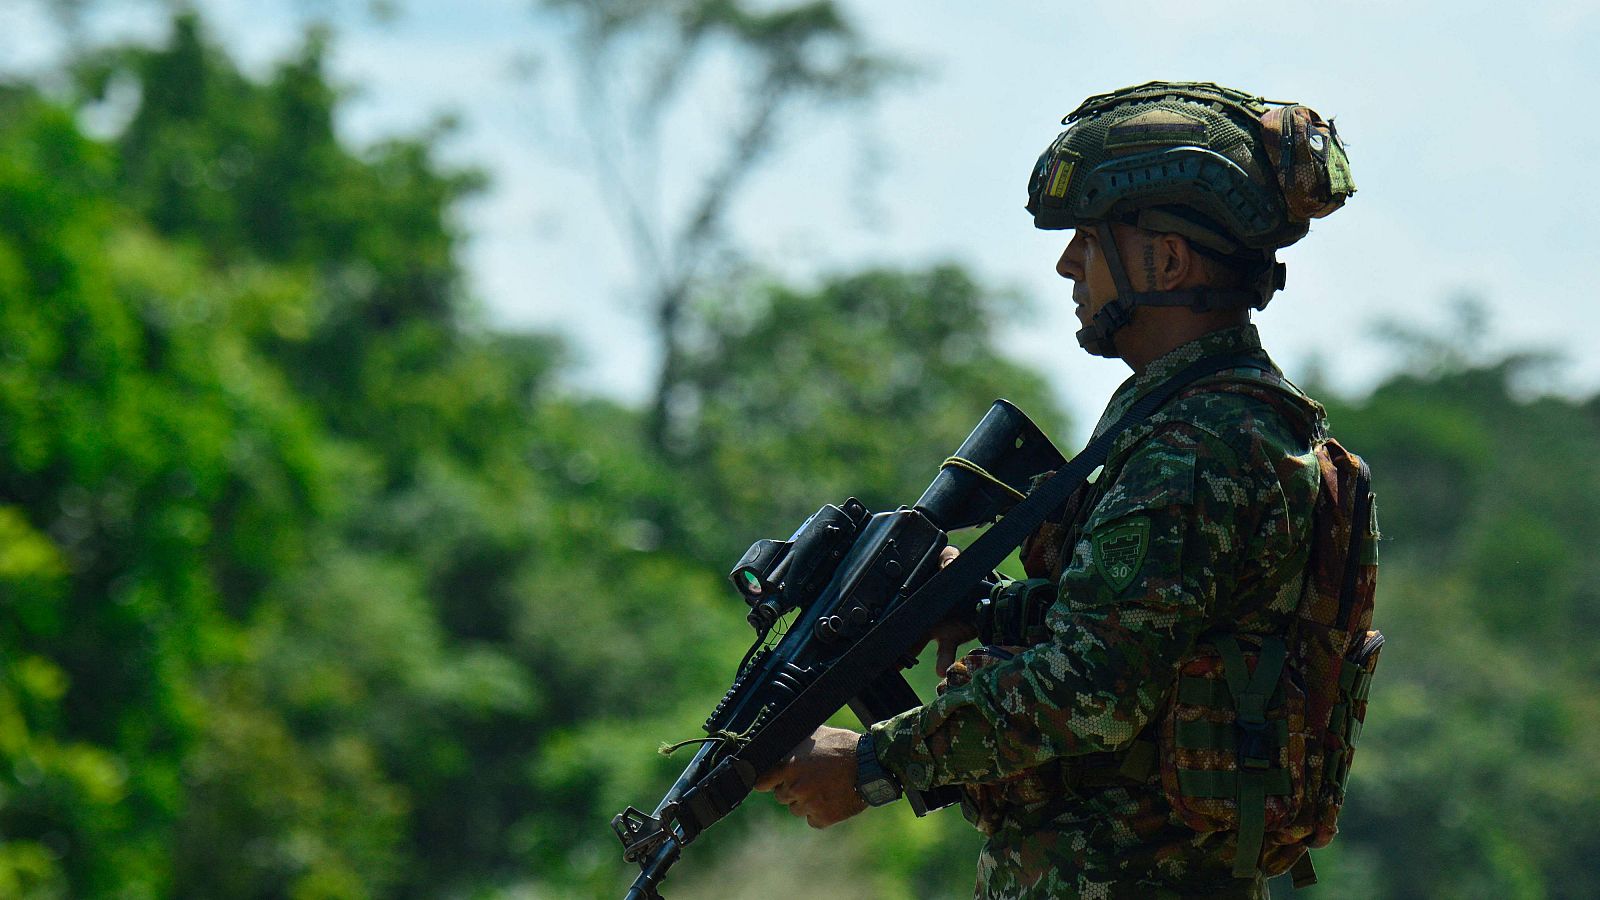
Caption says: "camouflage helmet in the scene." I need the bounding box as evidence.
[1026,81,1355,356]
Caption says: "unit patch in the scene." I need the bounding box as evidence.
[1093,516,1150,592]
[1047,158,1077,198]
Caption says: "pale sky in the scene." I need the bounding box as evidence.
[6,0,1597,439]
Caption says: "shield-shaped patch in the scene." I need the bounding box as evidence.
[1093,517,1150,593]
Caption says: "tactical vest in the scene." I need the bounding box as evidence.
[956,373,1384,887]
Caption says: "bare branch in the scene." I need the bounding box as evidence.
[532,0,904,449]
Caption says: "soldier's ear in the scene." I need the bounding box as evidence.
[1155,232,1196,291]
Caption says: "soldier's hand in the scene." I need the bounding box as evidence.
[753,725,866,828]
[922,546,978,677]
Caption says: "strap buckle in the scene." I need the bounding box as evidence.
[1096,297,1135,332]
[1237,719,1273,770]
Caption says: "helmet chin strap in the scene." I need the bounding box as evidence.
[1074,223,1282,359]
[1074,223,1140,358]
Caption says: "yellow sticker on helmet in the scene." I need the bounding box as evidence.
[1047,159,1076,198]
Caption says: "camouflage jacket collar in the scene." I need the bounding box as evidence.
[1091,325,1276,439]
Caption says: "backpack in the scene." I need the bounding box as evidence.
[1158,434,1383,887]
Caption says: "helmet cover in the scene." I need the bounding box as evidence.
[1026,81,1355,254]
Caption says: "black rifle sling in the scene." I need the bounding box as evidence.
[679,352,1267,837]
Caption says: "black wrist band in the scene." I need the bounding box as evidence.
[854,733,903,807]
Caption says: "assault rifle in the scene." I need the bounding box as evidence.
[611,400,1064,899]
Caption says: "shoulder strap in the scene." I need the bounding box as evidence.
[971,351,1269,569]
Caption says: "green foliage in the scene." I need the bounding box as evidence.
[3,9,1599,900]
[2,15,504,896]
[1318,356,1600,899]
[680,267,1064,554]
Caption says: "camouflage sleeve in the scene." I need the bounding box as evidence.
[871,420,1273,791]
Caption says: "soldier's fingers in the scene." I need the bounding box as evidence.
[936,639,958,678]
[939,545,960,568]
[753,765,788,792]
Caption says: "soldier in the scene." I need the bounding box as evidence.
[754,82,1357,898]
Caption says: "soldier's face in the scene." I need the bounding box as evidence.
[1055,227,1124,331]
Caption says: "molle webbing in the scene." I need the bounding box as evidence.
[1324,652,1376,792]
[1217,635,1289,879]
[1066,81,1275,124]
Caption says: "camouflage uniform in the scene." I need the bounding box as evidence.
[870,325,1326,899]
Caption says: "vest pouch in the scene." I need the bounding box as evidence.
[1311,628,1384,846]
[1159,634,1312,876]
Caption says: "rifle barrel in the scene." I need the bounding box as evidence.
[623,836,678,900]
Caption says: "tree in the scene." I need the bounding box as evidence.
[2,17,518,895]
[1312,340,1600,899]
[0,82,360,895]
[681,264,1066,554]
[532,0,901,451]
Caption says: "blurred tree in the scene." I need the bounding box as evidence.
[0,83,344,895]
[80,12,485,459]
[3,14,514,896]
[1316,348,1600,899]
[532,0,902,451]
[680,265,1065,555]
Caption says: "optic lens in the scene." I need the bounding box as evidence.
[740,570,762,595]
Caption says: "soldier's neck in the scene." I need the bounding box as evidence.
[1119,309,1251,373]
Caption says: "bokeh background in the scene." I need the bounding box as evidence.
[1,1,1597,898]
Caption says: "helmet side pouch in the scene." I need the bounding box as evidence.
[1259,105,1356,221]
